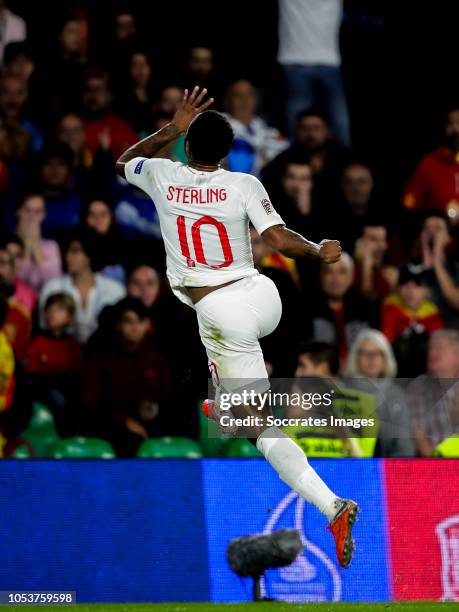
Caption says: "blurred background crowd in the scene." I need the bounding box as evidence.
[0,0,459,459]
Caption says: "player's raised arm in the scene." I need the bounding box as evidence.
[261,225,342,264]
[115,86,214,178]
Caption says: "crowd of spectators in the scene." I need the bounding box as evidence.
[0,2,458,458]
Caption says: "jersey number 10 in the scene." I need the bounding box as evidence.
[177,215,234,269]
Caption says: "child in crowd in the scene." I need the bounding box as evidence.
[27,293,82,435]
[382,263,444,342]
[382,263,444,376]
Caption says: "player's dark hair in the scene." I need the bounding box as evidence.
[185,111,234,165]
[298,341,340,376]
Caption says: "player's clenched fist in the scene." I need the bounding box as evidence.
[319,239,342,264]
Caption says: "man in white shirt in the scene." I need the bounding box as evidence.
[278,0,351,146]
[224,79,288,177]
[0,1,26,66]
[116,86,358,569]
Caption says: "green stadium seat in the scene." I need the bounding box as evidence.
[137,437,203,458]
[51,437,116,459]
[9,440,34,459]
[29,403,56,429]
[20,403,59,457]
[198,400,229,457]
[224,438,262,458]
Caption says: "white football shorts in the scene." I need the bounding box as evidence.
[194,273,282,393]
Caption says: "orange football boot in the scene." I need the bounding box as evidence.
[327,499,359,568]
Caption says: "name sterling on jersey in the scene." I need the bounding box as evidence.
[166,186,228,204]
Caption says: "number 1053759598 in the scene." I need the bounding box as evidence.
[0,592,76,605]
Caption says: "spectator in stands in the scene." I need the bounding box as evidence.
[3,42,35,83]
[407,329,459,456]
[272,160,319,238]
[262,108,349,197]
[382,263,444,376]
[0,295,15,413]
[81,68,137,160]
[278,0,350,145]
[0,294,32,444]
[345,329,414,457]
[115,51,155,136]
[382,263,443,342]
[302,252,375,361]
[56,112,93,174]
[45,16,87,116]
[32,143,82,239]
[224,79,287,176]
[420,212,459,326]
[13,193,62,291]
[154,85,183,116]
[353,221,397,302]
[182,46,221,105]
[0,75,43,153]
[289,341,373,457]
[0,1,26,66]
[1,238,36,313]
[83,196,125,283]
[334,162,379,251]
[403,105,459,215]
[103,11,140,85]
[27,292,82,435]
[82,297,171,457]
[39,230,125,343]
[0,245,31,361]
[55,111,116,195]
[127,265,161,309]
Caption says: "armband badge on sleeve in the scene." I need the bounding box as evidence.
[261,198,274,215]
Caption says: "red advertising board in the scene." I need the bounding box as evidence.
[384,459,459,601]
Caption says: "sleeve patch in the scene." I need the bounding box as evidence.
[261,198,274,215]
[134,159,146,174]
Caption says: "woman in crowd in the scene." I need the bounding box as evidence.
[83,196,125,283]
[14,193,62,292]
[344,328,414,457]
[115,51,155,136]
[39,229,125,343]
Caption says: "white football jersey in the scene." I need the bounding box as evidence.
[124,157,284,307]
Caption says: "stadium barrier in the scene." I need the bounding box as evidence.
[0,459,458,603]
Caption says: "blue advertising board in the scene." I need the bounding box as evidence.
[0,461,209,602]
[0,459,390,603]
[202,458,390,603]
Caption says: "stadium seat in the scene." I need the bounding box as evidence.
[51,437,116,459]
[8,439,34,459]
[136,437,203,459]
[198,401,229,457]
[224,438,262,458]
[20,403,59,458]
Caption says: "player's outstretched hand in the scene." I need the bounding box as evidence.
[319,239,342,264]
[172,86,214,133]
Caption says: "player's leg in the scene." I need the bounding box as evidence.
[196,276,358,567]
[196,276,341,516]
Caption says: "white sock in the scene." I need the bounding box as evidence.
[256,426,340,522]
